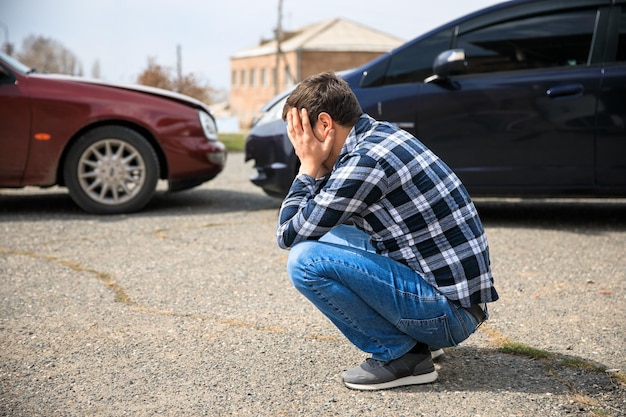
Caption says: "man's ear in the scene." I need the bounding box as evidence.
[317,112,333,134]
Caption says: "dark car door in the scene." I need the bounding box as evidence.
[416,7,601,194]
[0,63,30,186]
[596,4,626,188]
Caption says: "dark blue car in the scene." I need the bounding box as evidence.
[245,0,626,198]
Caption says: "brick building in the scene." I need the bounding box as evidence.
[229,18,403,128]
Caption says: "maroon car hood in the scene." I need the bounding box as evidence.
[29,73,212,114]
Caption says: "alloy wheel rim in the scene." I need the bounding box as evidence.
[77,139,146,205]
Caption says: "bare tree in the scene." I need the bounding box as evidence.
[176,73,214,104]
[12,34,215,104]
[136,57,173,90]
[91,59,101,79]
[136,56,215,104]
[16,35,81,75]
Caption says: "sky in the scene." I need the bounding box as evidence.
[1,0,504,93]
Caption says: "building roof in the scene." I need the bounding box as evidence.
[231,18,405,59]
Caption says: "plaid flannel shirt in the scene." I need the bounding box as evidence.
[277,114,498,307]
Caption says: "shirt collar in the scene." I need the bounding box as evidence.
[337,113,373,161]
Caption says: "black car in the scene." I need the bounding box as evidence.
[245,0,626,198]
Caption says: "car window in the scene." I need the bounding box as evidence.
[617,6,626,61]
[456,9,597,75]
[0,52,32,75]
[0,65,11,83]
[253,94,288,127]
[361,28,453,87]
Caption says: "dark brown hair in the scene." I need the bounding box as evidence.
[282,72,362,128]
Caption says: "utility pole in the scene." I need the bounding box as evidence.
[176,44,182,92]
[274,0,283,95]
[274,0,295,95]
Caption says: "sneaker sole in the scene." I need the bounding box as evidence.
[343,370,438,391]
[430,348,444,360]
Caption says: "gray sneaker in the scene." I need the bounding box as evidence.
[342,352,438,391]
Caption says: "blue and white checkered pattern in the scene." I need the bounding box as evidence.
[278,114,498,307]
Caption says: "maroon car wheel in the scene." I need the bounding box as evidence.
[64,126,160,214]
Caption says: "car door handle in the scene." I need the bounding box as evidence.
[546,84,584,99]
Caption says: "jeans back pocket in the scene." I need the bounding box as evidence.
[397,314,459,348]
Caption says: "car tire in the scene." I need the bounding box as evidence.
[64,126,160,214]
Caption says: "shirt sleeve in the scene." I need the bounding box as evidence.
[276,153,386,249]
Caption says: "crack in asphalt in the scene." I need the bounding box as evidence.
[2,245,624,412]
[0,247,287,335]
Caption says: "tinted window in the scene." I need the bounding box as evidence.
[457,9,597,75]
[362,28,453,87]
[0,64,15,84]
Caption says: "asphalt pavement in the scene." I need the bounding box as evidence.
[1,153,625,417]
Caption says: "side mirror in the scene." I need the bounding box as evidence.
[424,49,467,84]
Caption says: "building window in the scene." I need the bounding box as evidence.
[260,68,267,87]
[240,69,246,87]
[231,70,237,87]
[249,68,256,87]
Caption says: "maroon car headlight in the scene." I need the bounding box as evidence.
[198,110,219,142]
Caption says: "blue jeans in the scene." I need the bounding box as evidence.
[287,225,484,362]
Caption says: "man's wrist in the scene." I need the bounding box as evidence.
[298,164,319,177]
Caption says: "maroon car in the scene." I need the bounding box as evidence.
[0,52,227,214]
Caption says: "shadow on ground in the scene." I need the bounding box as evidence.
[416,346,624,414]
[475,198,626,231]
[2,188,625,229]
[0,187,281,221]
